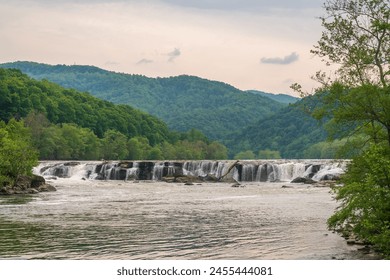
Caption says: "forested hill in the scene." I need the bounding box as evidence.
[228,96,328,158]
[0,68,170,144]
[0,61,286,141]
[0,68,230,160]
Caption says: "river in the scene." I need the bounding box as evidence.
[0,178,376,260]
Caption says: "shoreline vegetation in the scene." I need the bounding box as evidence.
[291,0,390,259]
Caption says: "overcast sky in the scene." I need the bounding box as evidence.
[0,0,326,95]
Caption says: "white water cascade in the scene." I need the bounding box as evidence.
[34,160,347,183]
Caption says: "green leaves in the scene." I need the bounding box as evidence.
[328,145,390,257]
[0,119,38,186]
[315,0,389,87]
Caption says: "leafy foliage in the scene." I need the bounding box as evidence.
[0,119,38,186]
[328,145,390,257]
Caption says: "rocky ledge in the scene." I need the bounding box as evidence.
[0,175,56,195]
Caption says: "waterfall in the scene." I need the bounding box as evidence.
[34,160,347,182]
[183,161,231,179]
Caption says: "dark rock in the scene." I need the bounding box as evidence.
[202,174,219,182]
[291,177,316,184]
[27,188,40,194]
[231,183,241,188]
[306,164,322,178]
[162,176,175,183]
[184,182,194,186]
[138,162,155,180]
[0,187,15,195]
[14,175,31,190]
[321,174,341,181]
[282,185,294,188]
[0,175,55,195]
[0,188,8,195]
[64,162,80,166]
[38,184,56,192]
[31,175,46,188]
[53,166,69,178]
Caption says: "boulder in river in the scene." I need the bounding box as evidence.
[291,177,316,184]
[0,175,56,195]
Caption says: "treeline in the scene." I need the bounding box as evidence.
[233,149,281,160]
[26,112,227,160]
[0,68,228,160]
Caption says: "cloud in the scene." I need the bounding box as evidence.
[167,48,181,62]
[136,58,153,65]
[260,52,299,65]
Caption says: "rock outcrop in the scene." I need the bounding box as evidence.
[0,175,56,195]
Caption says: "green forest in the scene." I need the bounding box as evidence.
[1,61,340,158]
[0,62,286,141]
[0,68,228,164]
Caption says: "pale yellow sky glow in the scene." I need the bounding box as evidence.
[0,0,326,95]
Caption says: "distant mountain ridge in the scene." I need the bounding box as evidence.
[247,90,299,104]
[0,61,288,142]
[1,61,330,158]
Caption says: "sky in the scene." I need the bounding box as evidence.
[0,0,327,95]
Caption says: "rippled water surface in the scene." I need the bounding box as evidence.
[0,180,372,259]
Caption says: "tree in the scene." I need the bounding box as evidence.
[234,150,256,160]
[258,149,281,159]
[0,119,38,186]
[292,0,389,145]
[102,130,128,160]
[206,141,228,159]
[293,0,390,257]
[127,136,151,160]
[327,145,390,256]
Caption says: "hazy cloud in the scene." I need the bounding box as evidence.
[260,52,299,65]
[167,48,181,62]
[137,58,153,65]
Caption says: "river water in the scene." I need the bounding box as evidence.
[0,179,374,260]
